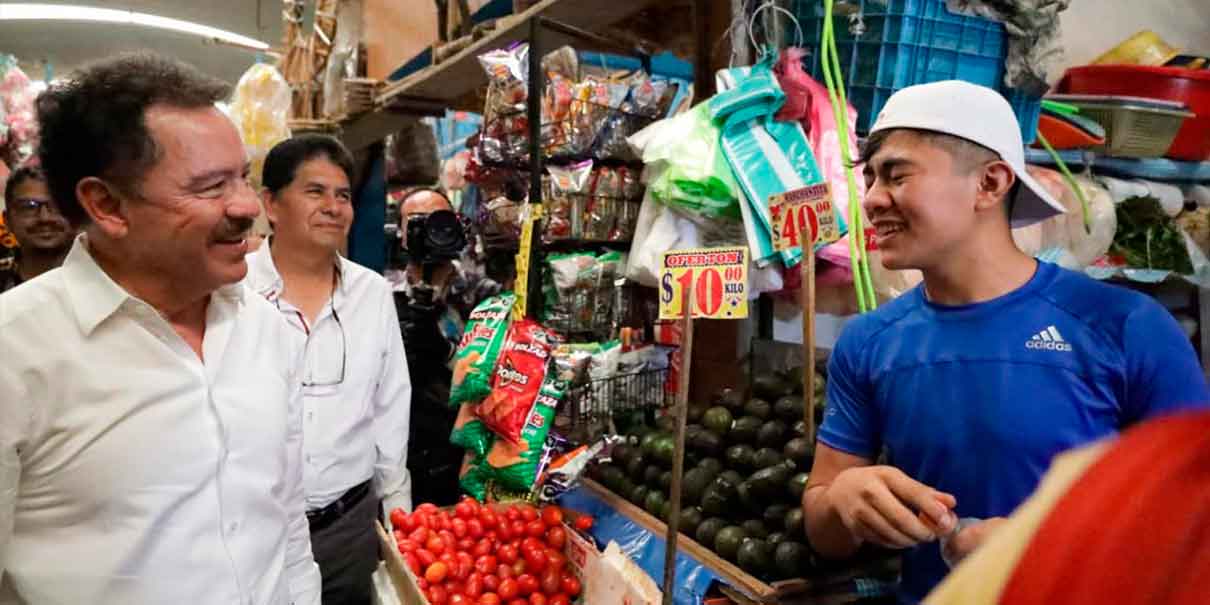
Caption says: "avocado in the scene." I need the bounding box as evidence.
[729,416,763,445]
[788,473,810,502]
[678,507,705,537]
[655,415,676,433]
[756,420,789,449]
[687,404,707,424]
[651,435,676,467]
[618,479,637,501]
[718,470,744,487]
[783,508,805,537]
[599,464,626,492]
[714,388,744,412]
[784,437,813,469]
[743,398,773,420]
[681,467,715,505]
[689,430,724,457]
[774,541,812,580]
[736,481,761,514]
[626,454,648,481]
[659,500,672,522]
[736,539,773,578]
[659,471,673,492]
[702,407,734,437]
[611,444,638,468]
[643,465,663,488]
[753,447,783,471]
[630,485,650,506]
[783,367,805,394]
[792,420,807,436]
[684,423,704,443]
[750,465,793,499]
[713,526,748,561]
[684,449,702,468]
[700,477,738,517]
[695,517,728,547]
[766,531,788,547]
[644,490,666,517]
[763,504,790,528]
[724,445,757,472]
[697,457,724,476]
[741,519,769,539]
[641,431,668,458]
[752,372,791,400]
[774,395,803,422]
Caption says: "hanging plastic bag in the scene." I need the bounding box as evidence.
[0,59,39,166]
[229,63,292,188]
[629,103,741,222]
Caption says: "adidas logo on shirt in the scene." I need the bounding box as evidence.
[1026,325,1073,352]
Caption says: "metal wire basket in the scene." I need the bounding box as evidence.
[555,368,672,444]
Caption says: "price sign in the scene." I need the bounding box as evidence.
[769,183,841,252]
[659,247,749,320]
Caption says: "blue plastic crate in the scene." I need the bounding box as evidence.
[794,0,1040,142]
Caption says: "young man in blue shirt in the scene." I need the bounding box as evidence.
[803,80,1210,604]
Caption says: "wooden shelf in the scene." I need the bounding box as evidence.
[339,0,664,151]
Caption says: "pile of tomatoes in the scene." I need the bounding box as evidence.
[389,498,595,605]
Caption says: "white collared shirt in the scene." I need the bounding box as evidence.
[245,245,412,513]
[0,237,321,605]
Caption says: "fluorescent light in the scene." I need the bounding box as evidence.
[0,3,270,51]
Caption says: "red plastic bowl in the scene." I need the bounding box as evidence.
[1056,64,1210,161]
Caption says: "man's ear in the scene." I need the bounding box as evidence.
[261,189,279,225]
[76,177,130,238]
[975,160,1016,213]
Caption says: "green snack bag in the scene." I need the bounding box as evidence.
[486,375,567,492]
[449,401,494,457]
[449,292,516,407]
[459,451,493,502]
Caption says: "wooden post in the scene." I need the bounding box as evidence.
[662,291,695,605]
[800,248,816,444]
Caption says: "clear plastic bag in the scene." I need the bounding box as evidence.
[229,63,292,187]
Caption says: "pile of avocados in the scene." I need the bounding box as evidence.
[590,368,827,583]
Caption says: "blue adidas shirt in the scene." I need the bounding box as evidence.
[818,262,1210,603]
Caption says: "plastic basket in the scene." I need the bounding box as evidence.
[796,0,1042,143]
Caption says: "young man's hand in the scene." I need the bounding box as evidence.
[940,516,1007,566]
[826,465,959,549]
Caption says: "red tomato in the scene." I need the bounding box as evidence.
[456,552,474,576]
[485,530,499,543]
[539,506,563,528]
[515,574,538,597]
[497,544,519,565]
[467,518,485,538]
[417,549,437,568]
[511,521,528,540]
[508,601,528,605]
[424,514,441,530]
[458,538,476,552]
[498,578,520,600]
[409,527,431,545]
[544,550,565,573]
[520,537,542,554]
[511,559,527,577]
[473,539,493,558]
[402,513,421,532]
[397,540,418,555]
[405,552,422,576]
[479,594,501,605]
[425,561,449,584]
[417,578,429,590]
[440,530,458,547]
[559,574,581,597]
[540,567,561,594]
[455,500,475,519]
[573,515,593,532]
[522,548,547,574]
[524,520,545,539]
[519,505,539,523]
[496,564,514,580]
[427,536,447,555]
[417,503,439,515]
[474,554,498,574]
[528,594,547,605]
[390,508,409,529]
[497,523,514,541]
[464,573,484,599]
[394,529,406,541]
[548,594,569,605]
[452,518,469,538]
[480,509,500,529]
[440,515,453,531]
[449,594,469,605]
[440,552,457,568]
[504,507,521,522]
[427,585,448,604]
[483,574,501,592]
[544,527,566,550]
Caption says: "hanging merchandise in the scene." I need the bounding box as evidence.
[228,63,292,187]
[485,373,567,492]
[0,57,38,167]
[449,292,517,407]
[711,53,835,269]
[474,319,560,444]
[946,0,1071,96]
[631,102,742,222]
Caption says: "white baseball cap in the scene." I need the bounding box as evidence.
[869,80,1065,228]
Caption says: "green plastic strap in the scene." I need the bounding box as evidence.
[1036,132,1092,234]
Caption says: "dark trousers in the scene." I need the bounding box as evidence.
[309,487,380,605]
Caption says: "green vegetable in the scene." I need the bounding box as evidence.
[1110,196,1194,274]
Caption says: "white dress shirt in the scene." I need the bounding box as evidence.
[0,237,321,605]
[245,245,412,514]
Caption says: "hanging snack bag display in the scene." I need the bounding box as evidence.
[475,319,560,443]
[485,374,568,492]
[544,160,593,242]
[478,43,530,163]
[449,292,517,406]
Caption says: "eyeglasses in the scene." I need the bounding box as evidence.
[275,296,347,388]
[9,198,63,220]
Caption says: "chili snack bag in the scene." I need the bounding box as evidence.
[449,292,516,407]
[486,374,567,492]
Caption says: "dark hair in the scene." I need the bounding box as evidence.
[857,128,999,170]
[4,165,46,209]
[36,52,231,226]
[262,134,356,195]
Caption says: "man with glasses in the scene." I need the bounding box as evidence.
[247,134,411,605]
[1,165,74,292]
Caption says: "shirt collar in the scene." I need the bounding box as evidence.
[247,238,347,304]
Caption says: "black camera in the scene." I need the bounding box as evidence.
[404,209,468,265]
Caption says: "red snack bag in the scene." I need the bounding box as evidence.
[475,320,559,444]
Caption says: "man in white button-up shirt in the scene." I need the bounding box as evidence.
[0,53,321,604]
[247,135,412,605]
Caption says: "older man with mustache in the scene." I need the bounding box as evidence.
[0,53,321,604]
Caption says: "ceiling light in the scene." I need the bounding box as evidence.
[0,3,269,51]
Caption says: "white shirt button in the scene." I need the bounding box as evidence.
[228,522,239,534]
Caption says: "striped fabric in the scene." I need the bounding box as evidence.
[711,56,840,267]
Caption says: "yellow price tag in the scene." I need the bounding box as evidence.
[769,183,841,253]
[659,247,749,320]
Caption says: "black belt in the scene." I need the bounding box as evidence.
[307,479,373,532]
